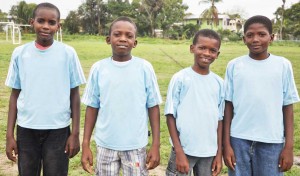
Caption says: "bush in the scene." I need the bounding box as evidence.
[228,33,242,42]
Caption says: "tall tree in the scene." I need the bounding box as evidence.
[159,0,188,36]
[0,10,8,22]
[107,0,138,19]
[64,11,80,34]
[138,0,164,37]
[284,2,300,39]
[10,1,36,24]
[199,0,222,29]
[78,0,105,34]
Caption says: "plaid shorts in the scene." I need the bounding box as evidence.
[95,146,149,176]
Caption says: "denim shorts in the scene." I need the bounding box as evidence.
[17,125,70,176]
[166,148,214,176]
[95,146,148,176]
[229,137,284,176]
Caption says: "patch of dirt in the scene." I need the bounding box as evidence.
[149,165,166,176]
[0,154,299,175]
[0,153,18,176]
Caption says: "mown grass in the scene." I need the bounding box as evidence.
[0,34,299,175]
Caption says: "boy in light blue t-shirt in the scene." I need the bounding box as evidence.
[164,29,224,176]
[5,3,86,175]
[81,16,162,175]
[223,15,300,176]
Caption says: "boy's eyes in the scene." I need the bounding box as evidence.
[113,32,134,38]
[48,20,57,25]
[36,19,57,26]
[245,33,267,38]
[198,46,218,54]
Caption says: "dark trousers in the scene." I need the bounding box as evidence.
[17,125,70,176]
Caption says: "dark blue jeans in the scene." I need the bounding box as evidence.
[228,137,284,176]
[17,125,70,176]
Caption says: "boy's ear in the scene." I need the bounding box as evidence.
[133,40,138,48]
[29,18,34,26]
[270,33,275,43]
[106,36,111,44]
[242,36,246,44]
[190,44,194,53]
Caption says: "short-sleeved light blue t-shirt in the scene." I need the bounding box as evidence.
[164,67,224,157]
[224,54,300,143]
[82,57,162,151]
[5,41,86,129]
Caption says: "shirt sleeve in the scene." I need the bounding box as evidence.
[144,61,162,108]
[5,47,22,89]
[224,61,234,102]
[81,64,100,108]
[282,60,300,105]
[164,73,182,118]
[68,47,86,88]
[218,80,225,120]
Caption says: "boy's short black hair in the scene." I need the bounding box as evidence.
[244,15,272,34]
[193,29,221,48]
[108,16,137,36]
[32,2,60,20]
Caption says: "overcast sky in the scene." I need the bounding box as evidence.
[0,0,299,19]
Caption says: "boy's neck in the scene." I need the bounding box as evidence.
[112,55,132,62]
[35,39,54,49]
[192,65,210,75]
[249,52,270,60]
[35,41,52,50]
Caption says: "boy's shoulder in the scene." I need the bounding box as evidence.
[269,54,290,63]
[14,41,33,52]
[209,71,224,83]
[172,67,191,79]
[54,41,76,52]
[132,56,154,68]
[227,55,248,65]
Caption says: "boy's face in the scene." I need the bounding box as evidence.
[243,23,274,60]
[30,7,60,46]
[190,36,220,73]
[106,21,137,61]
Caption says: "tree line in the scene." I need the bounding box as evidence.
[1,0,300,40]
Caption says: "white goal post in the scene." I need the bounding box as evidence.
[0,22,62,44]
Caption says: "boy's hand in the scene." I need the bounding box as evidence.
[279,146,293,172]
[223,145,236,171]
[6,136,18,162]
[175,150,189,174]
[212,152,223,176]
[65,133,80,158]
[146,145,160,170]
[81,145,94,174]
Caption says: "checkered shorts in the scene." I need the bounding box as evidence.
[95,146,149,176]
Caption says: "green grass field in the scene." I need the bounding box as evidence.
[0,35,300,175]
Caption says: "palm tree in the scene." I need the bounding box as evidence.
[199,0,222,29]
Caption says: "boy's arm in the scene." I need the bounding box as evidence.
[212,120,223,176]
[223,101,236,170]
[166,114,189,174]
[279,104,294,172]
[81,106,98,174]
[6,89,20,162]
[65,86,81,158]
[146,105,160,170]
